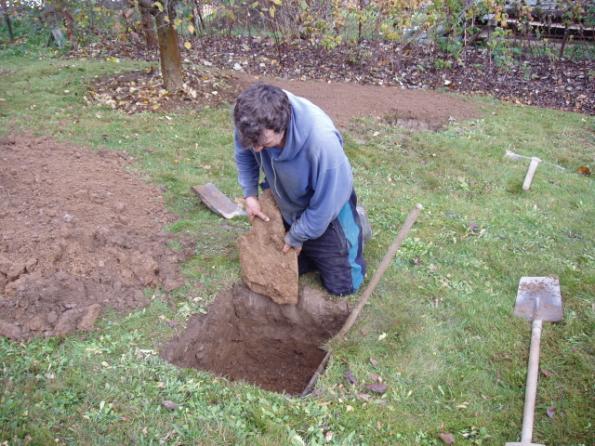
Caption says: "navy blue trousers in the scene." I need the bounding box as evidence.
[290,191,366,296]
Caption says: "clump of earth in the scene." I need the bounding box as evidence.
[238,189,299,304]
[161,283,350,394]
[0,135,187,340]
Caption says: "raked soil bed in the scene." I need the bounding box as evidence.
[0,135,186,340]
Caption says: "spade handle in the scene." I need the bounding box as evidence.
[335,204,422,340]
[522,157,541,191]
[521,319,543,443]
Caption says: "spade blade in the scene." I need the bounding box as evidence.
[192,183,246,219]
[514,276,563,322]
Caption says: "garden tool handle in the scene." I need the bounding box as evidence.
[522,157,541,191]
[336,203,423,340]
[521,319,543,443]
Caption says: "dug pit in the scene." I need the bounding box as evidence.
[161,283,350,394]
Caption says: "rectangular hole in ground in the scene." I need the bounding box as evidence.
[161,283,350,394]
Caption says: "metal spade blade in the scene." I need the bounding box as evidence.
[514,276,563,323]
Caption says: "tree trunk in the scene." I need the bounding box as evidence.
[192,0,205,34]
[559,26,569,59]
[63,11,75,42]
[121,3,137,40]
[139,1,158,50]
[357,0,365,42]
[155,11,183,91]
[4,13,14,42]
[55,0,76,46]
[2,0,13,42]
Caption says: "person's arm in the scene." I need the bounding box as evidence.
[285,148,352,248]
[234,130,260,198]
[234,131,270,222]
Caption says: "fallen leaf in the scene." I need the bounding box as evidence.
[468,222,480,233]
[366,383,387,394]
[546,406,556,418]
[541,369,554,378]
[344,370,357,385]
[369,357,378,367]
[161,400,178,410]
[356,392,371,401]
[439,432,455,444]
[184,41,192,50]
[577,165,591,176]
[369,373,382,383]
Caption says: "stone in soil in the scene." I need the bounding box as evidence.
[238,189,299,304]
[161,283,350,394]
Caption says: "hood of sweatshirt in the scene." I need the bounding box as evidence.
[269,91,338,162]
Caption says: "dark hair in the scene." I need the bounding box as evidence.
[233,84,291,148]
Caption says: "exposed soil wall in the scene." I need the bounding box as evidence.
[162,284,350,394]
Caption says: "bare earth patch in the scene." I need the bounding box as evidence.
[236,74,480,129]
[0,135,186,340]
[87,67,479,131]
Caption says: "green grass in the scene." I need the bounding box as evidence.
[0,50,593,445]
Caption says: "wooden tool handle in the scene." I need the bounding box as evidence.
[521,319,543,443]
[335,204,423,339]
[522,157,541,191]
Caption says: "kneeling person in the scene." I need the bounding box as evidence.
[233,84,366,296]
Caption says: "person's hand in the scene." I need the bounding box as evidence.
[282,243,302,256]
[245,196,270,223]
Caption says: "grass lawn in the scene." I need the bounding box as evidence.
[0,49,593,445]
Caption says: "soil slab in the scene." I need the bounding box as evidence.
[161,283,350,394]
[238,189,298,304]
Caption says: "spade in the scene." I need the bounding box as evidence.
[506,277,563,446]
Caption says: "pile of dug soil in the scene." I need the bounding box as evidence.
[0,135,186,340]
[162,284,350,394]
